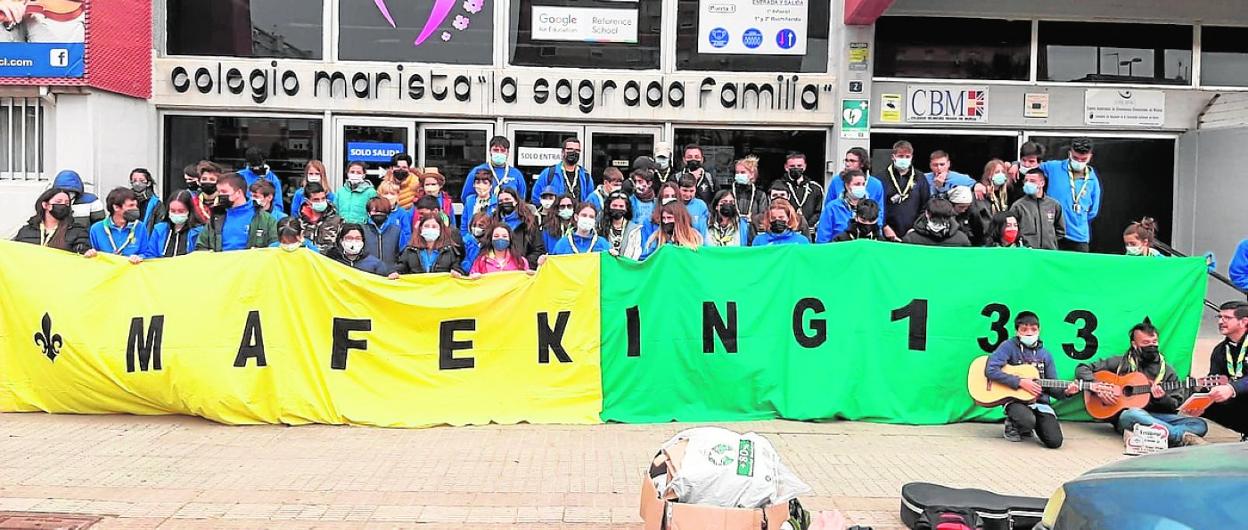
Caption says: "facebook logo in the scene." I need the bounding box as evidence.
[49,49,68,67]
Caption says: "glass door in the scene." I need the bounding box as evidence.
[333,117,416,188]
[585,126,662,182]
[419,123,495,213]
[506,123,583,199]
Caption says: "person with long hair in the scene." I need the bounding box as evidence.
[550,202,611,255]
[541,193,577,255]
[461,210,494,271]
[129,168,163,232]
[980,158,1013,215]
[752,198,809,246]
[291,160,335,215]
[1123,217,1163,257]
[599,192,643,258]
[640,201,703,260]
[706,190,751,247]
[730,155,769,222]
[143,190,203,258]
[988,211,1027,248]
[493,187,546,267]
[13,187,91,254]
[323,223,392,276]
[393,213,466,277]
[335,161,379,224]
[468,222,531,276]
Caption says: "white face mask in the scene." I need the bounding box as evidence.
[1019,334,1039,347]
[306,174,321,183]
[662,197,677,205]
[280,242,301,252]
[342,240,364,254]
[540,198,555,209]
[420,228,440,242]
[576,217,596,233]
[347,173,365,184]
[734,173,750,185]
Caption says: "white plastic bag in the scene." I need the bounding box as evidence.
[659,427,811,509]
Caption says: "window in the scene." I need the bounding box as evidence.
[340,0,492,64]
[166,0,323,59]
[673,128,826,190]
[0,98,43,180]
[675,0,829,73]
[1201,26,1248,87]
[874,17,1030,80]
[421,127,489,199]
[1038,22,1192,85]
[163,115,322,208]
[509,0,661,70]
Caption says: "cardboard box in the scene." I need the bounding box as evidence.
[639,442,792,530]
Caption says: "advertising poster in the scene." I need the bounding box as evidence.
[906,85,989,124]
[531,6,638,44]
[0,0,86,77]
[698,0,808,56]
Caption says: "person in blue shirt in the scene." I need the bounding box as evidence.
[363,196,402,271]
[629,168,657,225]
[195,173,279,252]
[586,167,625,211]
[752,199,810,247]
[541,193,577,256]
[639,202,704,260]
[129,168,163,234]
[88,187,149,262]
[816,170,870,243]
[678,175,710,240]
[925,150,978,198]
[531,137,593,204]
[249,179,287,222]
[826,147,885,228]
[985,311,1082,448]
[549,202,612,256]
[290,160,335,215]
[462,169,497,226]
[1039,137,1101,252]
[463,135,527,204]
[237,147,285,213]
[143,190,202,258]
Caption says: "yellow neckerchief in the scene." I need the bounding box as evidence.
[710,219,739,246]
[39,222,55,246]
[989,184,1008,213]
[888,165,916,201]
[1226,337,1247,378]
[1120,349,1166,386]
[105,218,136,255]
[1068,162,1092,214]
[566,232,599,254]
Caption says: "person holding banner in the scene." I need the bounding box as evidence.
[363,197,402,271]
[551,203,611,256]
[195,174,279,252]
[469,223,531,275]
[393,214,466,277]
[541,193,577,256]
[272,217,317,252]
[1123,218,1164,257]
[639,202,703,260]
[324,223,393,277]
[831,200,883,242]
[13,188,91,255]
[985,311,1082,448]
[1204,302,1248,441]
[751,199,809,247]
[705,190,751,248]
[89,187,149,262]
[600,192,644,258]
[143,191,201,259]
[493,188,546,268]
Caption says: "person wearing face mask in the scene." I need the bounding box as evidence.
[195,173,279,252]
[979,159,1014,216]
[706,190,751,247]
[642,182,685,243]
[650,142,675,187]
[464,136,527,203]
[816,170,872,243]
[832,200,882,242]
[190,162,224,224]
[640,202,703,260]
[249,180,288,222]
[1122,218,1163,257]
[629,169,658,226]
[237,147,285,213]
[51,169,106,230]
[948,186,989,246]
[535,185,559,224]
[270,217,318,252]
[1076,322,1208,447]
[599,192,644,258]
[377,181,413,232]
[89,187,149,263]
[1203,301,1248,441]
[781,152,824,233]
[541,193,577,256]
[384,153,421,209]
[14,187,91,254]
[1006,141,1045,195]
[532,138,593,204]
[1039,138,1101,252]
[826,148,885,222]
[142,190,203,258]
[731,155,769,223]
[680,144,718,204]
[324,223,393,277]
[335,161,379,224]
[129,168,164,233]
[879,141,931,242]
[762,181,810,238]
[182,164,201,194]
[462,169,498,223]
[902,197,971,247]
[409,194,461,248]
[492,187,546,267]
[587,167,625,212]
[297,182,344,253]
[291,160,336,215]
[467,223,532,276]
[550,202,612,256]
[751,199,809,247]
[988,212,1027,248]
[461,211,494,270]
[361,197,402,271]
[1007,169,1065,250]
[393,213,466,278]
[419,170,456,228]
[985,311,1082,448]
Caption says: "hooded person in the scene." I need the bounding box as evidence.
[462,136,527,203]
[949,185,989,246]
[751,199,810,247]
[816,169,869,243]
[13,187,91,254]
[89,187,149,262]
[143,190,203,258]
[51,169,105,229]
[335,161,379,224]
[362,196,402,270]
[237,147,285,213]
[129,168,164,233]
[832,199,883,242]
[323,223,393,277]
[902,197,972,247]
[531,137,594,203]
[195,173,279,252]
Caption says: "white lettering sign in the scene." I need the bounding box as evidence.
[517,147,565,166]
[698,0,808,56]
[906,86,989,124]
[1084,89,1165,127]
[531,6,638,44]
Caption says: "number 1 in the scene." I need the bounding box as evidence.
[891,299,928,351]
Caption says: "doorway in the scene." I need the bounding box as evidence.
[505,123,662,198]
[334,117,415,187]
[419,123,494,202]
[869,131,1020,183]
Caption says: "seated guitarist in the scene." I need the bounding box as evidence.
[1205,301,1248,441]
[986,311,1081,448]
[1075,321,1209,447]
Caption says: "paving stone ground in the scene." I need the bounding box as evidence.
[2,411,1240,529]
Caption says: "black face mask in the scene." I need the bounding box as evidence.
[769,220,787,234]
[788,167,804,180]
[1138,345,1160,362]
[853,222,876,237]
[213,195,232,212]
[661,222,675,236]
[685,159,702,172]
[370,213,389,226]
[200,182,218,195]
[49,204,71,220]
[608,208,627,220]
[564,152,580,165]
[498,203,517,215]
[250,165,267,174]
[122,208,141,223]
[186,180,201,192]
[394,169,409,181]
[718,203,738,218]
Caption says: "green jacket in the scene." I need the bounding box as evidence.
[335,183,378,225]
[195,208,280,252]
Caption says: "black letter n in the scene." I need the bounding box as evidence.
[702,301,738,354]
[126,316,164,373]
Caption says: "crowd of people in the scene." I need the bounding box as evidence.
[16,135,1167,278]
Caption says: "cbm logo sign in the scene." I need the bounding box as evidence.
[906,86,989,123]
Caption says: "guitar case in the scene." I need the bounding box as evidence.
[900,482,1047,530]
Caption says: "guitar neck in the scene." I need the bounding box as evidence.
[1036,379,1087,390]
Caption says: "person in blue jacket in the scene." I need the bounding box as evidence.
[985,311,1082,449]
[195,173,280,252]
[291,160,335,215]
[629,168,658,225]
[1039,137,1101,252]
[826,147,885,228]
[531,137,593,204]
[237,147,285,213]
[705,190,752,247]
[925,150,978,198]
[53,169,106,229]
[462,169,498,225]
[362,196,402,271]
[463,135,527,204]
[270,217,319,252]
[129,168,163,233]
[550,203,612,255]
[678,175,710,239]
[586,167,625,211]
[752,199,809,247]
[816,170,870,243]
[540,193,576,254]
[89,187,149,263]
[143,190,202,258]
[249,179,287,221]
[322,223,394,277]
[832,199,883,242]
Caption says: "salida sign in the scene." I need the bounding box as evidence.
[167,61,833,114]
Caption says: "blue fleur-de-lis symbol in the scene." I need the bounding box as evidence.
[33,313,62,362]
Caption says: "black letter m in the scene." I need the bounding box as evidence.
[126,316,164,373]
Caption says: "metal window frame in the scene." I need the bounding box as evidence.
[156,109,327,192]
[0,97,45,181]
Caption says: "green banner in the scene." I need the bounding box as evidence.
[600,241,1206,424]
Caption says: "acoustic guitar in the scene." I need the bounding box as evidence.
[0,0,83,26]
[966,356,1091,407]
[1081,370,1228,420]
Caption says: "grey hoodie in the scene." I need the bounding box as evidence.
[1007,194,1066,250]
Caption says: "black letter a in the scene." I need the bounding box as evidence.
[233,310,267,367]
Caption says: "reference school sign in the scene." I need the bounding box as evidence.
[906,85,989,124]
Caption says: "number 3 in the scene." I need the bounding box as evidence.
[977,303,1011,353]
[1063,310,1099,360]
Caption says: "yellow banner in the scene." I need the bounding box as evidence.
[0,241,603,427]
